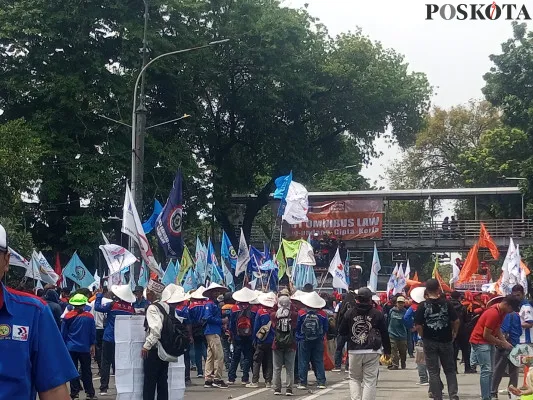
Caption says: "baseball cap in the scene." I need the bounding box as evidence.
[396,296,406,303]
[357,287,373,301]
[0,224,7,253]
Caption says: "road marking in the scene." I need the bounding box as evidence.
[298,380,348,400]
[229,388,270,400]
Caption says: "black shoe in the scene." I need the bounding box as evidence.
[388,365,399,370]
[204,381,213,388]
[465,369,477,374]
[286,389,294,396]
[213,380,228,389]
[401,362,406,369]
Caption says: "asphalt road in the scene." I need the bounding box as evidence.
[64,358,506,399]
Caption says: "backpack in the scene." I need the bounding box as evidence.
[275,316,294,349]
[236,306,253,337]
[302,311,323,341]
[153,302,189,357]
[327,314,337,340]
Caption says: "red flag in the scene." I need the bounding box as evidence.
[458,244,479,284]
[412,271,419,282]
[478,223,500,260]
[54,252,64,287]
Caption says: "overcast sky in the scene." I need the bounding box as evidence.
[286,0,532,187]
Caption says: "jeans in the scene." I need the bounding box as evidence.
[423,339,459,400]
[100,340,115,391]
[471,343,495,400]
[298,339,326,386]
[273,348,296,392]
[95,328,104,372]
[252,342,274,384]
[143,347,169,400]
[184,345,191,382]
[348,353,380,400]
[69,351,94,397]
[491,347,519,396]
[390,338,407,368]
[334,335,350,369]
[205,334,224,382]
[408,333,414,357]
[222,333,232,371]
[193,335,207,376]
[229,339,253,383]
[417,363,429,384]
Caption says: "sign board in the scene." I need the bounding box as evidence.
[454,273,490,291]
[285,199,384,240]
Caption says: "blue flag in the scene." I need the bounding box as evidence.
[273,172,292,200]
[138,261,149,287]
[248,246,266,274]
[182,268,198,293]
[207,238,223,282]
[210,258,224,285]
[195,237,207,284]
[264,242,271,261]
[142,199,163,233]
[156,170,184,258]
[221,231,237,271]
[62,252,95,288]
[222,259,235,291]
[162,260,178,286]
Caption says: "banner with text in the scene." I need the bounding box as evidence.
[283,199,384,240]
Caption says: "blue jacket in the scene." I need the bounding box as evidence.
[95,294,135,342]
[253,307,274,345]
[502,312,522,346]
[175,304,190,324]
[61,309,96,353]
[202,300,222,335]
[230,303,257,342]
[296,309,329,342]
[189,300,206,324]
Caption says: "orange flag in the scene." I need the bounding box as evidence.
[457,244,479,284]
[412,271,419,282]
[478,223,500,260]
[521,260,531,276]
[434,268,452,292]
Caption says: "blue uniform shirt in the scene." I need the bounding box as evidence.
[229,303,257,342]
[202,300,222,335]
[95,293,135,342]
[502,311,522,347]
[295,309,329,342]
[0,284,78,399]
[253,307,274,345]
[133,297,150,311]
[61,309,96,353]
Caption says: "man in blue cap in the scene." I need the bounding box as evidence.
[0,224,78,399]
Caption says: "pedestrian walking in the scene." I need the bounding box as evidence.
[189,286,208,378]
[247,292,277,388]
[388,295,408,370]
[62,293,98,400]
[172,286,193,386]
[333,292,355,372]
[296,291,328,390]
[221,293,235,372]
[338,287,391,400]
[415,279,460,400]
[95,284,136,396]
[228,287,258,385]
[44,288,63,328]
[89,288,111,375]
[202,283,230,389]
[469,295,519,400]
[404,287,429,386]
[449,291,474,374]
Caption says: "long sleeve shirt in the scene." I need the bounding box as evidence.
[295,309,329,342]
[61,309,96,353]
[202,300,222,336]
[95,293,135,342]
[229,303,257,342]
[143,301,177,362]
[253,307,274,345]
[388,308,408,339]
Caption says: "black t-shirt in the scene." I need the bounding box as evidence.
[414,298,458,342]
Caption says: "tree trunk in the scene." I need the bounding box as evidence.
[241,178,274,243]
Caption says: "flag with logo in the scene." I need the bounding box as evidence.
[222,258,235,291]
[206,238,223,282]
[32,251,59,285]
[235,229,250,277]
[137,261,149,287]
[9,247,30,269]
[156,170,184,258]
[25,256,42,281]
[182,268,198,293]
[195,237,208,284]
[177,245,194,284]
[368,243,381,293]
[122,183,162,277]
[386,264,398,295]
[221,231,237,271]
[328,249,349,291]
[99,244,137,275]
[162,260,178,286]
[62,252,95,288]
[393,264,406,295]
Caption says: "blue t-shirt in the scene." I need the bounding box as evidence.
[0,284,78,399]
[501,311,522,347]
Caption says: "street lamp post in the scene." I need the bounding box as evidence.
[130,39,229,211]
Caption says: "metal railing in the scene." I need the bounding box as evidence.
[382,219,533,240]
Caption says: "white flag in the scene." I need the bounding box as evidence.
[25,256,42,282]
[368,243,381,293]
[8,247,30,269]
[295,241,316,266]
[282,181,309,225]
[328,249,349,291]
[92,269,101,290]
[121,183,162,277]
[387,264,398,294]
[250,278,258,290]
[501,238,518,295]
[35,280,44,292]
[405,260,411,280]
[450,260,461,285]
[32,251,59,285]
[393,264,406,295]
[235,229,250,277]
[99,244,137,275]
[101,231,110,245]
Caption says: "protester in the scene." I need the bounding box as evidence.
[62,293,97,400]
[89,287,110,375]
[172,286,193,386]
[0,224,79,399]
[470,295,520,400]
[95,283,136,396]
[491,287,523,398]
[133,285,150,314]
[44,288,63,328]
[334,291,355,372]
[296,291,328,390]
[449,291,474,374]
[248,292,277,388]
[202,282,230,389]
[388,295,408,370]
[404,286,428,385]
[60,287,71,309]
[415,279,460,400]
[338,287,391,400]
[142,282,184,400]
[229,287,258,385]
[272,294,298,396]
[189,286,208,378]
[221,292,234,372]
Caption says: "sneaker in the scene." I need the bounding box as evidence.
[213,380,229,389]
[265,382,272,388]
[274,390,282,395]
[71,395,79,400]
[242,381,249,386]
[401,362,406,370]
[87,397,99,400]
[228,381,236,386]
[197,374,204,378]
[99,390,107,396]
[317,385,326,389]
[185,380,192,387]
[246,382,259,388]
[204,381,213,388]
[465,369,477,374]
[297,385,307,390]
[286,390,294,396]
[388,366,399,370]
[420,382,429,386]
[332,368,341,372]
